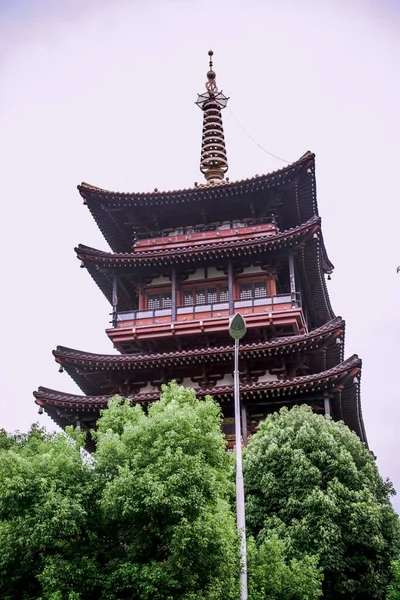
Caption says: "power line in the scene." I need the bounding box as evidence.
[227,106,290,164]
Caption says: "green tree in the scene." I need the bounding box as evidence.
[91,383,239,599]
[0,383,239,599]
[243,405,400,600]
[387,559,400,599]
[247,534,323,600]
[0,424,92,599]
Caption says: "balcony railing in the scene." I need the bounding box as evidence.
[113,293,301,327]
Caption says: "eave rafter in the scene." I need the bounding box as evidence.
[76,216,321,268]
[78,152,315,208]
[297,233,335,327]
[34,354,361,416]
[54,317,345,373]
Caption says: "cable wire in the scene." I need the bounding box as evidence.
[227,106,290,164]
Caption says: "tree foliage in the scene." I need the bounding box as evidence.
[2,394,398,599]
[243,405,400,600]
[0,384,239,599]
[386,559,400,599]
[247,534,323,600]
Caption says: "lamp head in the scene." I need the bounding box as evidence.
[229,313,247,340]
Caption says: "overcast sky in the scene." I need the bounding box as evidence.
[1,0,399,507]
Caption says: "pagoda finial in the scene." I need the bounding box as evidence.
[196,50,229,184]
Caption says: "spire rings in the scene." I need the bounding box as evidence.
[196,51,229,183]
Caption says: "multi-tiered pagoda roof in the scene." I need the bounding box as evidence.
[34,53,366,448]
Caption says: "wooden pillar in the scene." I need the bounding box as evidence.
[138,282,145,310]
[269,274,277,297]
[112,275,118,325]
[228,262,234,315]
[171,267,177,322]
[324,391,331,416]
[241,404,248,447]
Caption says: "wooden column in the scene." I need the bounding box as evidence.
[171,267,177,322]
[228,262,234,315]
[138,282,145,310]
[241,403,248,447]
[269,274,277,297]
[112,275,118,325]
[324,391,331,416]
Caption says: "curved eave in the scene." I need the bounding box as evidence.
[320,231,335,273]
[298,231,335,327]
[34,354,364,440]
[78,152,320,253]
[333,369,367,445]
[76,216,320,267]
[54,316,345,371]
[79,151,315,206]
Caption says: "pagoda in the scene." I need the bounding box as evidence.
[34,51,367,448]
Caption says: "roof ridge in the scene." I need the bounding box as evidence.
[78,152,315,199]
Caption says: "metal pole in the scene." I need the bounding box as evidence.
[112,275,118,327]
[228,261,234,315]
[288,253,296,307]
[241,403,248,448]
[324,390,331,416]
[234,338,248,600]
[171,267,177,322]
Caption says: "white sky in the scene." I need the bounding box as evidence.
[1,0,399,508]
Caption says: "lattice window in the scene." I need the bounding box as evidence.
[183,285,229,306]
[162,293,172,308]
[239,283,253,300]
[147,292,171,310]
[148,294,160,310]
[239,281,267,300]
[254,281,267,298]
[207,287,217,303]
[183,291,193,306]
[219,286,229,302]
[196,288,206,305]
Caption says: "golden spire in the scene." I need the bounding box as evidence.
[196,50,229,183]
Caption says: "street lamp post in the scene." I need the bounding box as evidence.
[229,313,248,600]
